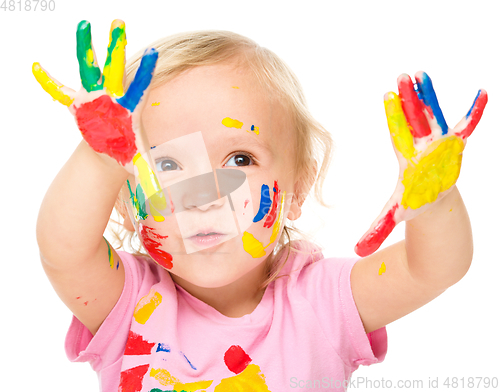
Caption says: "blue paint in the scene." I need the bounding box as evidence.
[253,184,272,222]
[251,125,255,131]
[156,343,171,353]
[180,351,197,370]
[416,72,448,135]
[466,90,481,119]
[117,48,158,112]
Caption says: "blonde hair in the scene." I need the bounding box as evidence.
[110,30,334,289]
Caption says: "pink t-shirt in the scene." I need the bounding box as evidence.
[65,240,387,391]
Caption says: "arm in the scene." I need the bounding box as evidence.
[351,72,486,333]
[351,185,471,333]
[34,19,157,335]
[37,141,128,336]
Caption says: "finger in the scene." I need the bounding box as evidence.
[415,71,449,135]
[397,74,431,138]
[32,62,75,106]
[455,89,488,139]
[384,92,416,160]
[103,19,127,97]
[117,47,158,112]
[76,20,103,92]
[355,203,399,257]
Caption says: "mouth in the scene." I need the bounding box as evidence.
[186,229,227,248]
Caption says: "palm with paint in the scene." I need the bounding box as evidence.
[32,19,158,168]
[355,72,487,257]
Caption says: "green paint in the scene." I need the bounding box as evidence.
[76,20,103,92]
[127,180,148,220]
[103,24,125,70]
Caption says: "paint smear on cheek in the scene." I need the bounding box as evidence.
[263,181,280,228]
[139,224,173,269]
[242,232,266,258]
[75,95,136,165]
[379,262,386,275]
[222,117,243,129]
[118,365,149,392]
[253,184,271,222]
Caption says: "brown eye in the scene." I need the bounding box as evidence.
[156,159,179,172]
[226,154,254,167]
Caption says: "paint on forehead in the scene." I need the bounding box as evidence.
[139,224,173,269]
[250,125,260,135]
[133,288,163,324]
[253,184,272,223]
[222,117,243,129]
[402,136,463,209]
[232,86,240,89]
[263,181,280,228]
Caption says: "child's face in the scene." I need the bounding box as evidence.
[125,61,301,288]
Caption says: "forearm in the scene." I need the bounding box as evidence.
[404,186,473,290]
[37,140,129,269]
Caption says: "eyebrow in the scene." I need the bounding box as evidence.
[221,133,272,155]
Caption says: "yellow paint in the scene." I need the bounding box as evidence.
[86,48,95,67]
[32,63,74,106]
[222,117,243,129]
[252,126,260,135]
[269,192,286,243]
[214,364,270,391]
[402,136,464,209]
[151,102,160,106]
[378,262,386,275]
[133,289,162,324]
[384,92,415,160]
[150,368,213,391]
[242,232,266,258]
[232,86,240,89]
[449,208,453,212]
[103,20,126,97]
[133,152,166,222]
[104,237,115,269]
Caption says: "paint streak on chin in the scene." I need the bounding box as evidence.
[139,224,173,269]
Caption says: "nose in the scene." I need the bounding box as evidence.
[172,172,223,212]
[166,169,247,214]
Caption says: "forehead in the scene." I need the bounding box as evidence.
[141,63,293,155]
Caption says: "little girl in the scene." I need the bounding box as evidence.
[34,19,487,391]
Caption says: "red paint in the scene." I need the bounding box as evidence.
[76,296,81,300]
[118,365,149,392]
[84,301,89,306]
[124,331,155,355]
[139,224,173,269]
[224,345,252,374]
[457,90,488,139]
[244,199,249,208]
[75,95,136,165]
[263,181,280,228]
[398,74,431,138]
[355,204,398,257]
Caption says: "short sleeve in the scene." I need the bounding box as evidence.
[64,252,150,372]
[296,256,387,371]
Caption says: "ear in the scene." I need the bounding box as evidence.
[115,193,136,232]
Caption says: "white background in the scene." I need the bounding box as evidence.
[1,0,499,390]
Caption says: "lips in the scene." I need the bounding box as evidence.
[186,228,227,248]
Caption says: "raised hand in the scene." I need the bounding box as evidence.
[32,19,158,167]
[355,72,487,257]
